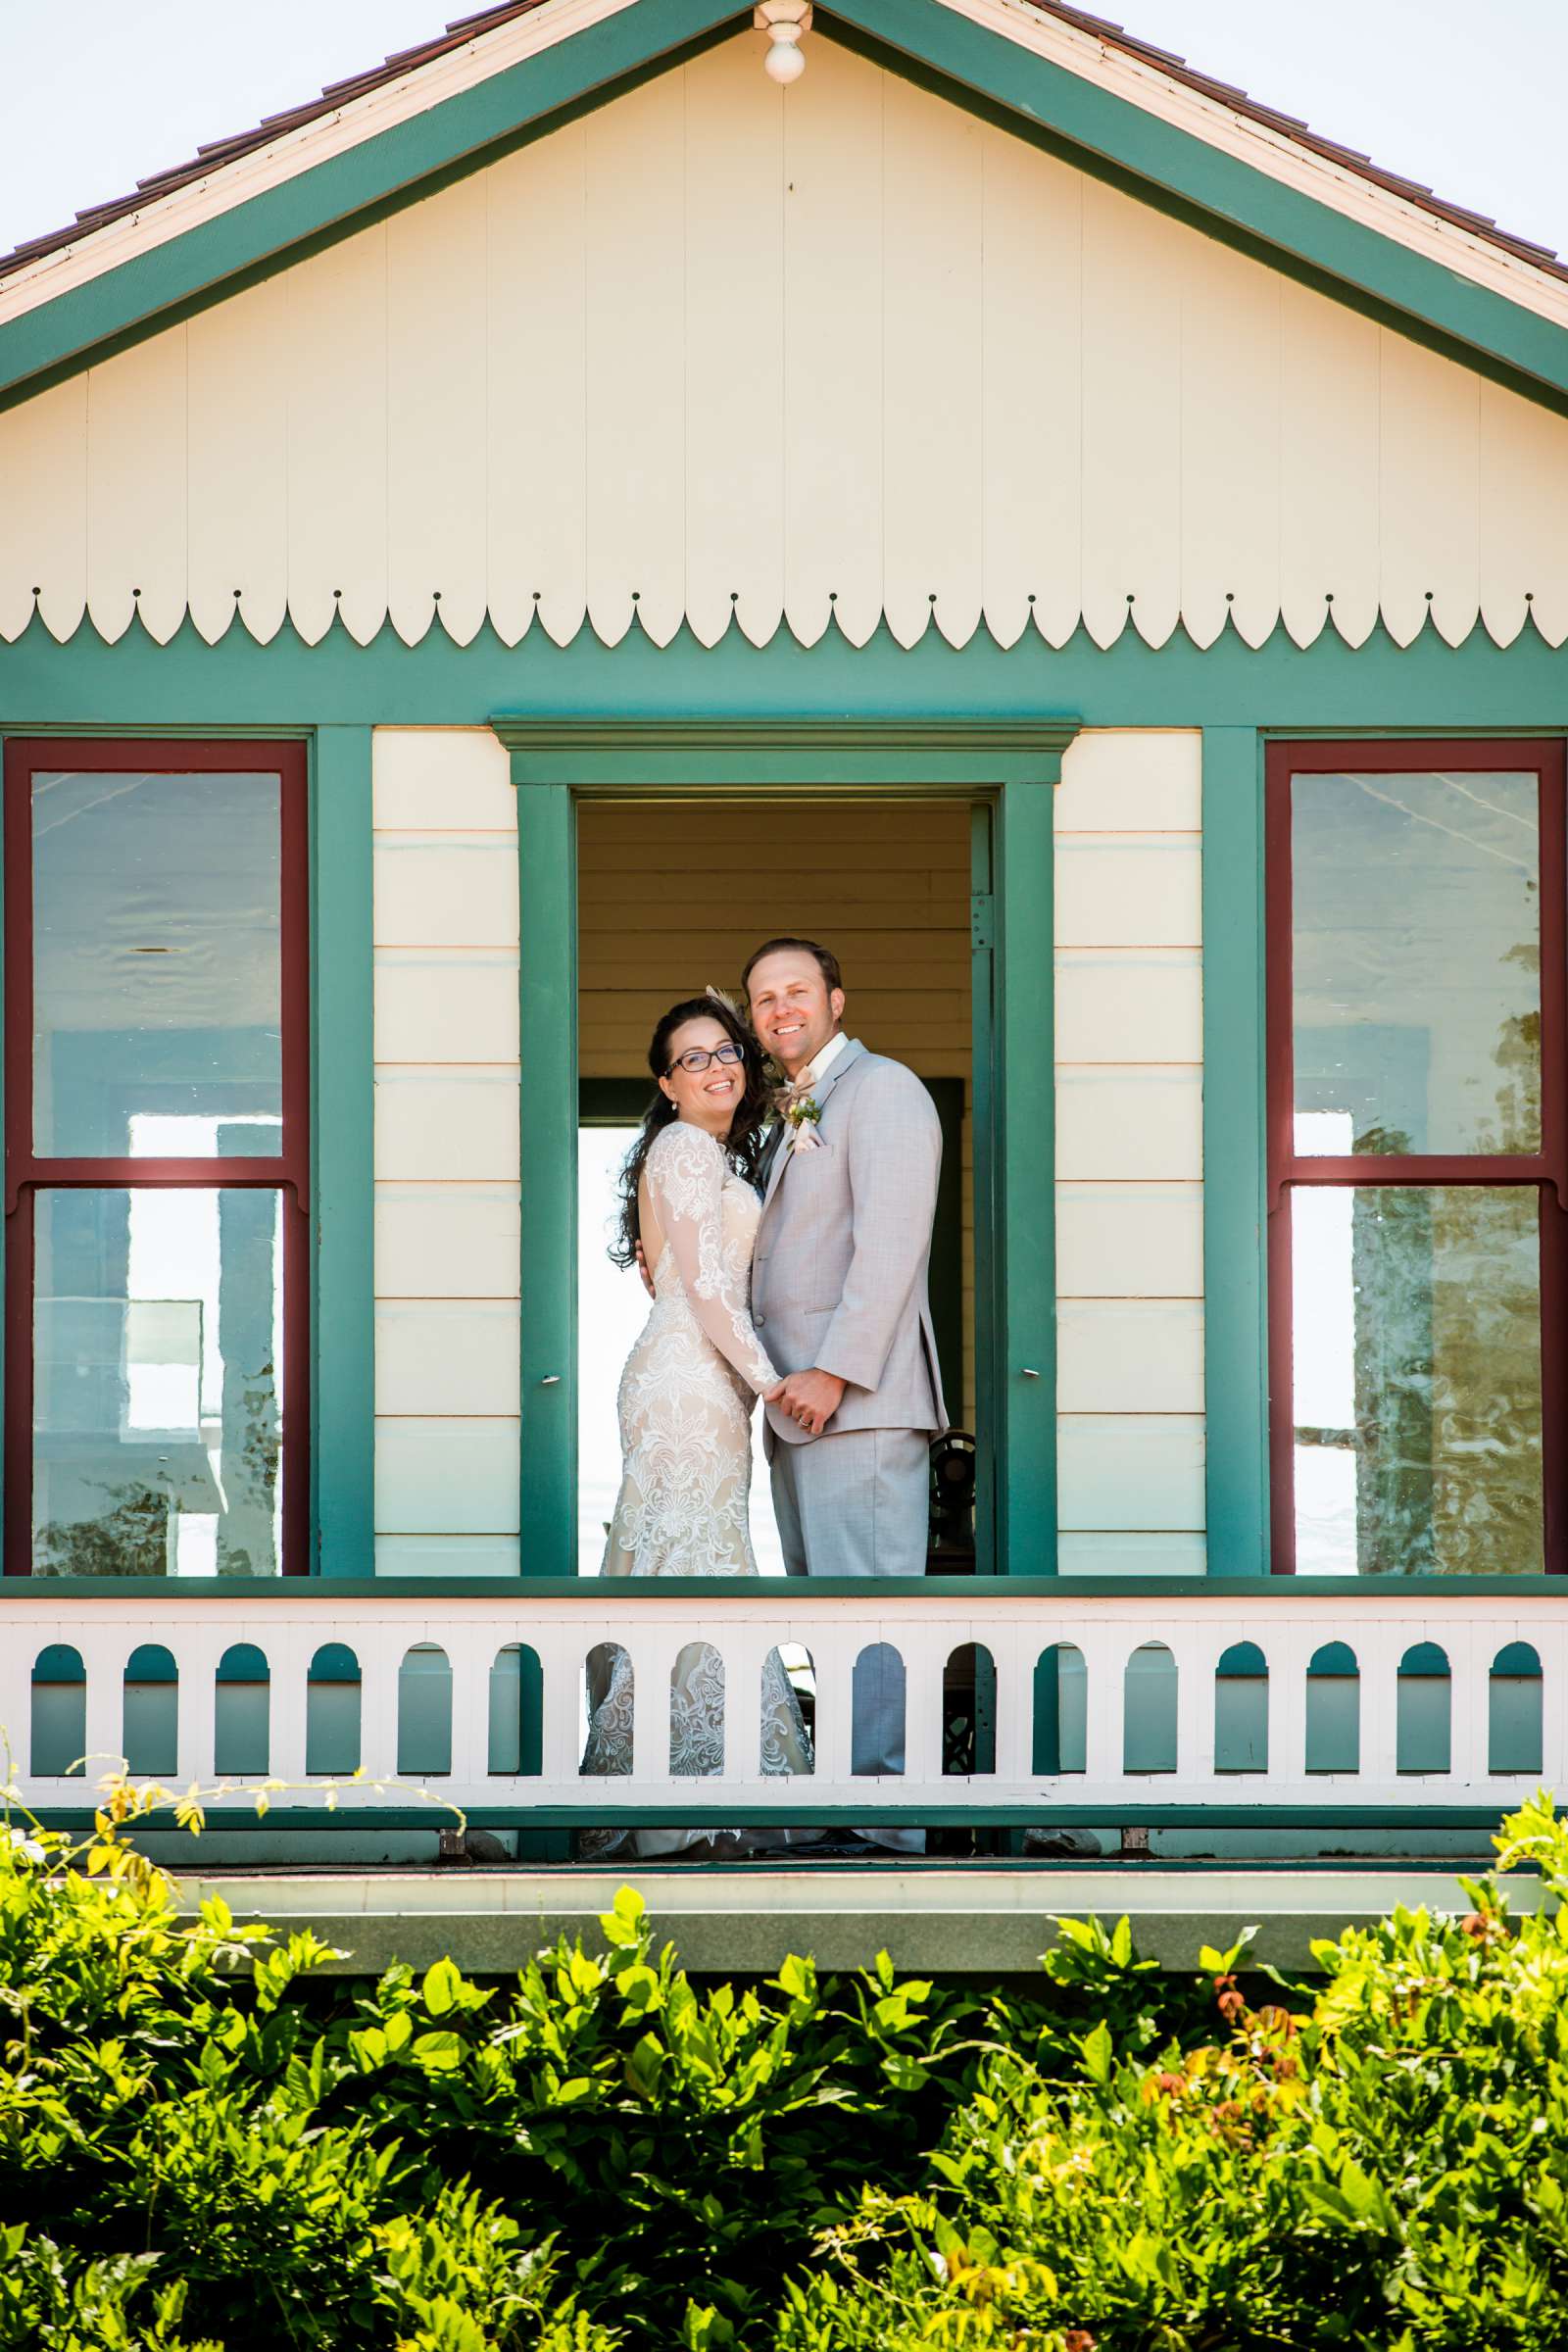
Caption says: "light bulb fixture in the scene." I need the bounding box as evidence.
[756,0,811,83]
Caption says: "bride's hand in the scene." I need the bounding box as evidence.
[634,1240,656,1300]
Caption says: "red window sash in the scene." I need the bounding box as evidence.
[1264,737,1568,1576]
[2,738,312,1577]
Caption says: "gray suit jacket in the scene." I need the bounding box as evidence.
[752,1037,948,1448]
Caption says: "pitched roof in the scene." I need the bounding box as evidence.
[1041,0,1564,282]
[0,1,550,284]
[1,0,1561,294]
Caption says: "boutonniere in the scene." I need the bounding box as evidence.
[784,1096,823,1152]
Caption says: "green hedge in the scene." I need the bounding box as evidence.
[3,1794,1568,2349]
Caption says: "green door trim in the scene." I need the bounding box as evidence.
[493,714,1078,1575]
[515,782,578,1573]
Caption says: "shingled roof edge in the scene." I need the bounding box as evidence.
[0,0,1561,301]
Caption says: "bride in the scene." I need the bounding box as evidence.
[581,993,813,1855]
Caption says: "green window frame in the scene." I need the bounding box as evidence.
[0,722,374,1578]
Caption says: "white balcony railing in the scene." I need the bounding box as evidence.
[2,1577,1559,1829]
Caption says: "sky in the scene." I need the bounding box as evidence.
[0,0,1565,265]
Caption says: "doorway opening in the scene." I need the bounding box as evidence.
[574,795,980,1581]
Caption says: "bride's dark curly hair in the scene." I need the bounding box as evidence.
[609,996,772,1269]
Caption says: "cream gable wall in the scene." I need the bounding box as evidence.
[6,32,1568,654]
[369,725,1203,1574]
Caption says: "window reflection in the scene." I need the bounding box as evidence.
[1292,770,1540,1156]
[31,769,282,1158]
[1292,1184,1543,1575]
[32,1186,285,1578]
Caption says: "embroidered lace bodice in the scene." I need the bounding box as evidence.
[584,1118,811,1857]
[601,1120,776,1580]
[650,1120,778,1391]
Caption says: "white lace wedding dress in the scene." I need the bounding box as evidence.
[581,1118,813,1857]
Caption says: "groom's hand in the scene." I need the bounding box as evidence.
[777,1368,846,1438]
[633,1240,655,1300]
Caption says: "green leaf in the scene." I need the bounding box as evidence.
[412,2030,466,2070]
[1078,2019,1114,2085]
[422,1956,464,2017]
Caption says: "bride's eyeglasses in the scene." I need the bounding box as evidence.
[667,1042,746,1075]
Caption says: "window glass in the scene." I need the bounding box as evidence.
[1291,1184,1542,1575]
[1292,770,1541,1155]
[31,770,282,1157]
[31,1187,285,1577]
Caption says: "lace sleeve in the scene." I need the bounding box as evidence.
[648,1124,778,1396]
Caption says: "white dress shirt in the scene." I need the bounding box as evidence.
[797,1028,851,1090]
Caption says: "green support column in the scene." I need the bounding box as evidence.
[1200,726,1270,1573]
[312,725,375,1575]
[996,765,1062,1570]
[513,777,577,1574]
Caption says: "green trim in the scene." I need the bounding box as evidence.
[8,0,1568,421]
[494,714,1079,787]
[969,808,998,1576]
[9,612,1568,732]
[1200,728,1270,1573]
[496,714,1075,1576]
[516,781,577,1572]
[19,1803,1535,1834]
[11,1571,1560,1599]
[311,727,376,1573]
[996,773,1060,1563]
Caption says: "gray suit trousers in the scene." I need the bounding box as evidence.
[769,1428,928,1852]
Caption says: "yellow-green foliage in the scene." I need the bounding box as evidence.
[8,1790,1568,2348]
[781,1793,1568,2349]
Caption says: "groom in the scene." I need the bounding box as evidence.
[746,939,947,1844]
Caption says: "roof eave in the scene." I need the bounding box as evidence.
[3,0,1568,417]
[0,0,741,408]
[846,0,1568,406]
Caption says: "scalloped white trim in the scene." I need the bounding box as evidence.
[6,598,1567,655]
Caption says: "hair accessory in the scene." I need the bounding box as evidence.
[705,982,743,1019]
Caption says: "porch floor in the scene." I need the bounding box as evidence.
[165,1862,1543,1976]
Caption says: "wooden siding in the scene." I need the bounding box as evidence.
[373,727,522,1576]
[1055,732,1205,1575]
[6,34,1568,653]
